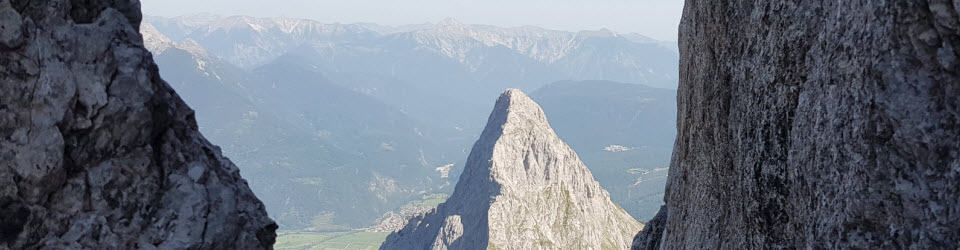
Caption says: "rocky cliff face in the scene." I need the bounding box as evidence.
[0,0,276,249]
[381,89,642,249]
[635,0,959,249]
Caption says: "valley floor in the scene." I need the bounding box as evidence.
[275,231,389,250]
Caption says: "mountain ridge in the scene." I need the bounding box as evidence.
[143,14,679,90]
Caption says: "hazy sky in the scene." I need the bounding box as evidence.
[142,0,684,41]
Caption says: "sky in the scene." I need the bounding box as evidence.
[141,0,685,41]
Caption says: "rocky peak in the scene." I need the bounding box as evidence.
[140,22,174,53]
[381,89,642,249]
[476,89,588,189]
[0,0,276,248]
[175,38,210,57]
[141,22,209,58]
[436,17,466,29]
[576,28,616,38]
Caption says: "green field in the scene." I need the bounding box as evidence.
[402,193,449,209]
[274,194,448,249]
[275,231,389,250]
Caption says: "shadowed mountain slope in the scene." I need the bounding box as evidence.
[0,0,275,248]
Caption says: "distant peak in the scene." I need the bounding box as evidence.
[621,33,658,43]
[175,38,209,56]
[577,28,617,38]
[437,17,465,27]
[139,22,164,37]
[139,22,174,54]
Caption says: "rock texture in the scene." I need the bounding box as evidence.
[635,0,959,249]
[0,0,276,249]
[381,89,642,249]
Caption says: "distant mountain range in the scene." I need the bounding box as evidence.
[145,14,678,88]
[140,14,678,230]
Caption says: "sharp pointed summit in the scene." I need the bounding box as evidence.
[380,89,642,249]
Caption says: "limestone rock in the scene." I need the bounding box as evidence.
[634,1,959,249]
[382,89,642,249]
[630,206,665,250]
[0,0,22,49]
[0,0,276,249]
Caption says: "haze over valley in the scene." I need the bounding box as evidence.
[4,1,956,249]
[141,14,679,232]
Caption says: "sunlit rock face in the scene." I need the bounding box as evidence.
[0,0,276,248]
[382,89,642,249]
[634,1,960,249]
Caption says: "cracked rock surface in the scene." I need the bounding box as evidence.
[0,0,276,249]
[634,0,959,249]
[381,89,642,250]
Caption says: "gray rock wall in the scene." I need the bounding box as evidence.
[635,1,959,249]
[0,0,276,248]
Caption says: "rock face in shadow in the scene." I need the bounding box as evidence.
[634,0,959,249]
[381,89,642,249]
[0,0,276,249]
